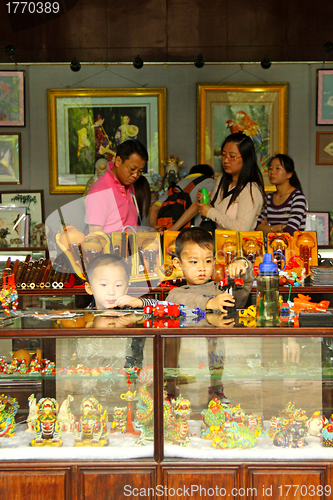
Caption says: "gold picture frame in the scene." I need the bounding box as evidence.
[48,88,167,194]
[197,83,288,192]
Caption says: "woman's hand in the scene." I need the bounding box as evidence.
[198,203,212,218]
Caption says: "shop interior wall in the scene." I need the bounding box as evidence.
[0,62,331,219]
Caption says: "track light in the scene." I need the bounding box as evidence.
[4,45,16,62]
[133,55,144,69]
[194,53,205,68]
[324,42,333,54]
[261,55,271,69]
[70,58,81,72]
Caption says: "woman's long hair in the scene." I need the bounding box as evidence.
[134,175,151,219]
[269,153,303,192]
[220,132,265,208]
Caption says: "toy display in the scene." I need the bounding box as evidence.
[74,397,108,447]
[0,394,19,438]
[31,397,63,447]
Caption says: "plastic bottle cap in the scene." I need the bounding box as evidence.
[258,253,278,274]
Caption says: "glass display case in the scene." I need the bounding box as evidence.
[0,313,332,500]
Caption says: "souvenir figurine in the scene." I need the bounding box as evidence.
[0,394,19,438]
[31,397,62,446]
[201,398,226,440]
[273,422,308,448]
[164,394,192,446]
[75,397,108,447]
[26,394,38,432]
[57,395,75,433]
[322,415,333,447]
[111,406,128,433]
[133,368,154,445]
[307,411,323,437]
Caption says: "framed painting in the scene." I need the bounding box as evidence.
[316,131,333,164]
[197,83,288,192]
[0,190,44,245]
[0,206,27,247]
[0,70,25,126]
[0,133,22,184]
[48,88,167,194]
[317,69,333,125]
[306,212,330,245]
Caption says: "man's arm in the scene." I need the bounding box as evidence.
[89,225,103,233]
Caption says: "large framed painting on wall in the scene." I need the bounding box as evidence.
[0,71,25,127]
[48,88,167,194]
[317,69,333,125]
[197,83,288,192]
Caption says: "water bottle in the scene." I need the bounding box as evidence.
[200,188,210,222]
[256,253,280,326]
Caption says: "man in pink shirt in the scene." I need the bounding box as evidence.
[85,140,148,233]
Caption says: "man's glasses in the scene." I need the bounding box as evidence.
[219,153,242,162]
[125,164,144,177]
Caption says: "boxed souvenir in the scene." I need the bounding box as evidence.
[266,232,293,271]
[239,231,264,271]
[215,230,239,266]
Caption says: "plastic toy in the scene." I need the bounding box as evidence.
[31,397,62,447]
[292,294,330,313]
[75,397,109,447]
[218,266,244,294]
[200,187,210,205]
[143,301,206,319]
[0,394,19,438]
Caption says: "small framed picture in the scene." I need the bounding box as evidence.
[0,190,45,246]
[306,212,330,245]
[317,69,333,125]
[0,70,25,127]
[0,205,27,247]
[316,132,333,164]
[0,133,22,184]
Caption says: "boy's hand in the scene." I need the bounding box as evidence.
[114,295,143,308]
[206,292,235,313]
[228,259,247,278]
[206,313,235,327]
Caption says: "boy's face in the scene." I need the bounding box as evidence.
[173,242,214,286]
[85,264,128,309]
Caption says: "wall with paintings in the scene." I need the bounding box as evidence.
[0,62,332,221]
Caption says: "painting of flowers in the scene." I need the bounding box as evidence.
[0,71,25,127]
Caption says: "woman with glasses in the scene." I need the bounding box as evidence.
[170,132,265,231]
[256,154,307,236]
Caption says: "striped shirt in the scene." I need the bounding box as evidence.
[258,189,307,235]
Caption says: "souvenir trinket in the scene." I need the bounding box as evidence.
[0,394,19,438]
[57,395,75,433]
[75,398,108,447]
[31,397,62,446]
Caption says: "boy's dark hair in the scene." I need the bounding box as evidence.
[116,139,148,163]
[86,253,130,284]
[189,164,215,178]
[175,227,214,259]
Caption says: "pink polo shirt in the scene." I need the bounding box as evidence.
[85,162,138,232]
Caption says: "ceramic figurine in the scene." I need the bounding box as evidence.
[322,415,333,447]
[164,395,191,446]
[133,368,154,446]
[201,398,226,439]
[212,421,258,449]
[57,395,75,433]
[0,394,19,438]
[75,397,108,447]
[31,397,62,446]
[273,422,308,448]
[307,411,323,437]
[26,394,38,432]
[111,406,128,433]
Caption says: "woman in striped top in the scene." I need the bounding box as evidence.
[256,154,307,236]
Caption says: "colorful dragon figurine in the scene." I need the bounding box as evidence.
[164,393,192,446]
[0,394,19,438]
[134,367,154,445]
[75,397,108,447]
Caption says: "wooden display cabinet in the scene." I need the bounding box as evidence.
[0,323,332,500]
